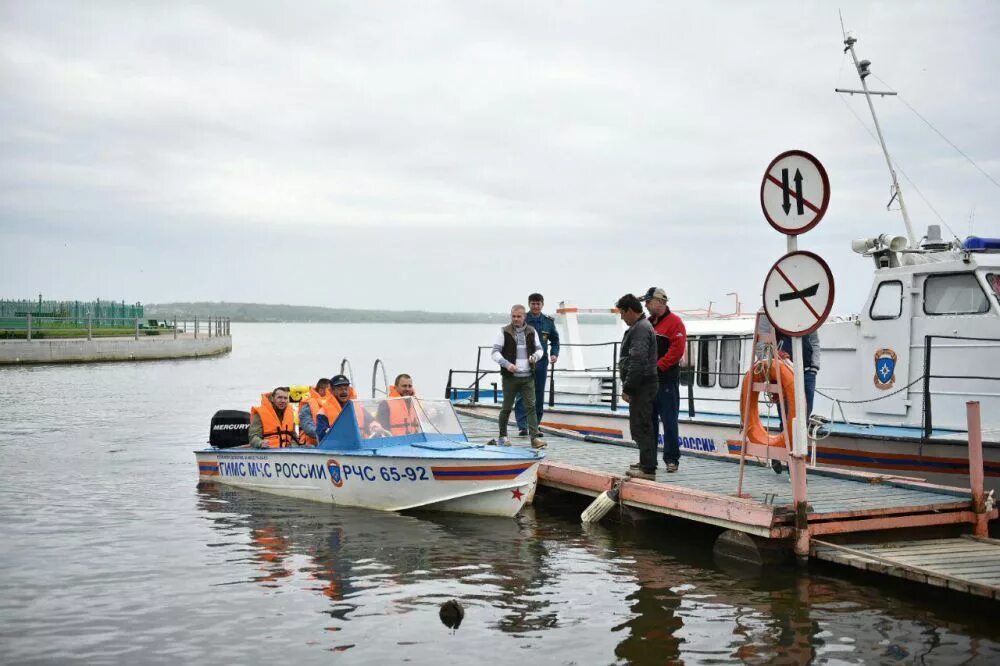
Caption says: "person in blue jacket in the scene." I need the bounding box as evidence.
[514,293,560,436]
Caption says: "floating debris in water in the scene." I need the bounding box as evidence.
[439,599,464,630]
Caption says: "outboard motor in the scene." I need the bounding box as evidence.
[209,410,251,449]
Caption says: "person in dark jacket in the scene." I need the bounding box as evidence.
[616,293,658,480]
[642,286,687,473]
[776,331,820,418]
[514,293,561,436]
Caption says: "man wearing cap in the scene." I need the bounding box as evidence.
[315,375,387,441]
[642,287,687,473]
[514,293,560,437]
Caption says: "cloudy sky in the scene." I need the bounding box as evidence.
[2,1,998,314]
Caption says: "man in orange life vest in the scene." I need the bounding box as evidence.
[298,377,331,446]
[376,374,421,435]
[315,375,388,441]
[249,387,298,448]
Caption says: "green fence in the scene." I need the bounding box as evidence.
[0,298,144,332]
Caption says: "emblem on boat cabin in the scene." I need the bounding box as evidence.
[873,348,897,389]
[327,458,344,487]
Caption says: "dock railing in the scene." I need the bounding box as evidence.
[1,315,232,341]
[445,337,758,416]
[922,334,1000,439]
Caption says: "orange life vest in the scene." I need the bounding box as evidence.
[386,398,420,435]
[387,386,418,398]
[251,394,297,448]
[298,387,330,445]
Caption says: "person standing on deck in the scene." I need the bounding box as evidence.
[776,331,820,417]
[642,287,687,474]
[514,293,560,437]
[492,304,545,449]
[616,294,658,480]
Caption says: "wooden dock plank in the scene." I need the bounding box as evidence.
[811,539,1000,600]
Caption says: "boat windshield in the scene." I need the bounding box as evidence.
[349,397,466,439]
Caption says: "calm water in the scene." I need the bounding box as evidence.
[1,323,998,664]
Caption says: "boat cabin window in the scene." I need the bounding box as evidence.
[987,273,1000,305]
[870,280,903,320]
[923,273,990,315]
[349,398,466,439]
[719,336,741,389]
[696,337,717,388]
[679,339,694,387]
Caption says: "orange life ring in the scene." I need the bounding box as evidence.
[739,360,796,447]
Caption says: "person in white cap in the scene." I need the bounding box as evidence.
[641,286,687,473]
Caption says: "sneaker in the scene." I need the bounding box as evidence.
[518,429,528,437]
[497,436,510,447]
[530,437,546,449]
[666,462,679,473]
[626,469,655,481]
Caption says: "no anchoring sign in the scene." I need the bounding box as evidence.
[763,250,834,336]
[760,150,830,235]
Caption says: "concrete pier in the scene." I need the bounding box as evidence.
[0,332,231,365]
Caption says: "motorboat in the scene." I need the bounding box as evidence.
[196,397,541,517]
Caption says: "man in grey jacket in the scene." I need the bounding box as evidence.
[616,293,658,479]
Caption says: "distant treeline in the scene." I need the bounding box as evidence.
[146,302,615,324]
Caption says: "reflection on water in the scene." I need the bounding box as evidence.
[1,324,999,664]
[192,484,1000,664]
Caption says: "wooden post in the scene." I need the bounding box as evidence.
[26,313,32,341]
[967,401,988,537]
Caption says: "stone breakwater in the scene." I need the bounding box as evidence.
[0,333,231,364]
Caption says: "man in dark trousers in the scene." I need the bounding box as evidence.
[642,286,687,473]
[514,293,560,436]
[616,293,658,480]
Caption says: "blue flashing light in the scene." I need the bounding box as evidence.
[963,236,1000,251]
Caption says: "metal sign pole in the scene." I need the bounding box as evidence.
[787,236,810,458]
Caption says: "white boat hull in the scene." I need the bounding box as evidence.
[196,448,538,517]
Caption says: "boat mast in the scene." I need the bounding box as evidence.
[839,34,918,248]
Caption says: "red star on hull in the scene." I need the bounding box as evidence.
[510,487,524,501]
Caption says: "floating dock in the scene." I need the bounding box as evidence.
[456,409,1000,599]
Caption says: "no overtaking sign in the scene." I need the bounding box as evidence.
[763,250,834,336]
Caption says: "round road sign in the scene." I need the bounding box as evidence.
[760,150,830,235]
[763,250,835,336]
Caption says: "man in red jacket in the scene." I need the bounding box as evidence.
[641,287,687,473]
